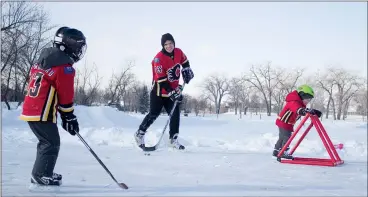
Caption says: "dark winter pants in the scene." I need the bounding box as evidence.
[274,127,292,151]
[28,121,60,178]
[139,90,180,139]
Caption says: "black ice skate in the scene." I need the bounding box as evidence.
[31,175,61,186]
[169,134,185,150]
[273,149,293,159]
[281,150,294,159]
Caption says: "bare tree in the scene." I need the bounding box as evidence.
[202,74,230,117]
[190,95,210,117]
[354,79,367,121]
[238,85,253,118]
[1,2,40,32]
[180,93,192,113]
[199,95,209,116]
[192,97,200,116]
[316,70,337,120]
[1,2,45,73]
[1,25,30,73]
[228,77,243,115]
[249,93,261,115]
[243,62,280,116]
[124,80,145,112]
[329,68,361,120]
[1,27,31,109]
[74,62,103,106]
[104,60,136,106]
[17,11,55,107]
[1,2,54,110]
[309,87,326,112]
[228,79,253,118]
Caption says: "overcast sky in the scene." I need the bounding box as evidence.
[40,2,367,96]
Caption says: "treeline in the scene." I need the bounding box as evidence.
[197,62,367,121]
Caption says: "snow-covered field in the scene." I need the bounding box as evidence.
[2,103,367,196]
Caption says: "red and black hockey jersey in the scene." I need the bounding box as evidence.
[276,90,306,131]
[151,48,188,97]
[20,47,76,123]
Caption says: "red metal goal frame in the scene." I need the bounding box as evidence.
[277,113,344,167]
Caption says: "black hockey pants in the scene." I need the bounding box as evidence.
[274,127,292,151]
[28,121,60,178]
[138,90,180,139]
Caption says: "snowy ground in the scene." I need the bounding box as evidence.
[2,104,367,196]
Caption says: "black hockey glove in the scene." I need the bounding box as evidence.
[297,108,322,118]
[181,67,194,84]
[60,112,79,136]
[168,86,183,103]
[306,108,322,118]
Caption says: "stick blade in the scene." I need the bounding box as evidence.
[141,146,156,152]
[118,183,129,189]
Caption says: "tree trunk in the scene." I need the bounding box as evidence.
[217,95,223,115]
[325,96,331,119]
[4,62,14,110]
[239,103,243,119]
[267,95,272,116]
[331,98,336,120]
[14,65,19,102]
[343,98,351,121]
[336,98,343,120]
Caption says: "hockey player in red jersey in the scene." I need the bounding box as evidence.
[20,26,86,186]
[135,33,194,150]
[273,85,322,159]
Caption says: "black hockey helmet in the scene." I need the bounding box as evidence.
[53,26,87,63]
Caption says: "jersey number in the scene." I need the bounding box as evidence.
[28,72,44,97]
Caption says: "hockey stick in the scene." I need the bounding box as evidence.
[76,132,129,189]
[144,83,186,151]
